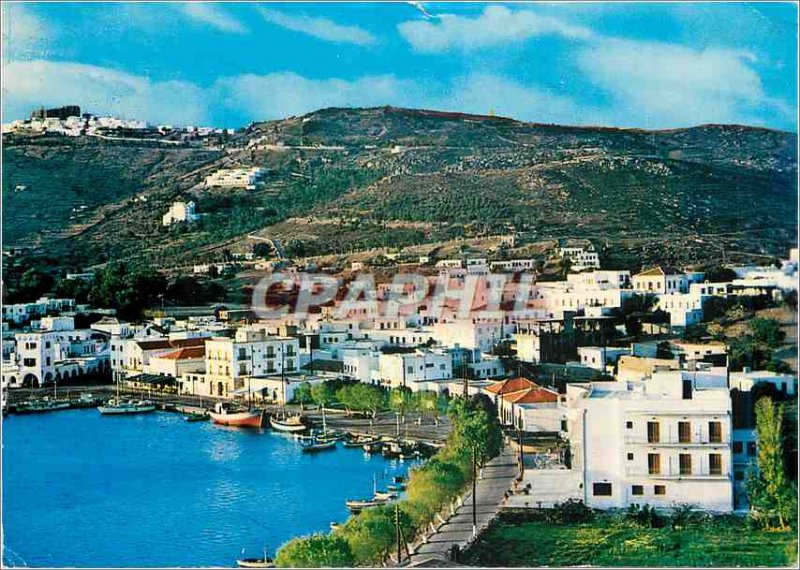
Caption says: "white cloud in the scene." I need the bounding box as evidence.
[256,7,377,46]
[398,5,592,53]
[1,3,49,59]
[438,73,585,124]
[1,60,211,125]
[216,73,420,119]
[183,3,247,34]
[577,38,794,128]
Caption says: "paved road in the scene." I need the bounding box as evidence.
[406,445,518,566]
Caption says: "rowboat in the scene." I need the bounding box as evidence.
[387,482,407,492]
[98,399,157,415]
[209,403,264,428]
[269,414,307,433]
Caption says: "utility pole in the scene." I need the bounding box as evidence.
[472,445,478,537]
[395,502,402,565]
[517,426,524,481]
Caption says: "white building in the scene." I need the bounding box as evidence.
[577,346,630,372]
[632,267,688,295]
[162,201,199,226]
[558,241,600,271]
[204,167,267,190]
[201,329,300,398]
[377,349,452,391]
[565,370,733,512]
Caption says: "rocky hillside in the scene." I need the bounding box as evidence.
[2,106,797,272]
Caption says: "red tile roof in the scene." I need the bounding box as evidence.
[137,337,207,351]
[503,387,559,404]
[485,377,537,395]
[156,346,206,360]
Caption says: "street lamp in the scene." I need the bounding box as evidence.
[472,444,478,537]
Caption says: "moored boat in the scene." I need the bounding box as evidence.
[98,398,156,415]
[269,414,307,433]
[185,411,210,422]
[16,398,71,414]
[345,498,386,513]
[236,559,274,569]
[301,439,337,453]
[209,403,263,428]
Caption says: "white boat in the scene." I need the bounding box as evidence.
[98,398,157,415]
[269,414,307,433]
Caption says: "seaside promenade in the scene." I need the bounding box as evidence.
[405,445,518,566]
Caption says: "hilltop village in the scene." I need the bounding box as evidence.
[3,244,797,518]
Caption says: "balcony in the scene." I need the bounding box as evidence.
[625,466,730,480]
[625,434,727,446]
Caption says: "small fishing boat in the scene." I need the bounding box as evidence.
[330,521,340,531]
[363,440,382,454]
[185,411,210,422]
[345,498,386,513]
[382,442,402,459]
[16,398,71,414]
[69,393,102,409]
[344,435,380,448]
[269,414,307,433]
[301,439,337,453]
[98,398,156,415]
[315,431,345,443]
[236,549,274,568]
[210,403,263,428]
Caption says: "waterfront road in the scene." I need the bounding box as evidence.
[405,445,518,566]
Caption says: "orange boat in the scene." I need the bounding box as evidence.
[209,403,264,428]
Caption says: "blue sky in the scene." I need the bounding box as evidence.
[2,2,797,131]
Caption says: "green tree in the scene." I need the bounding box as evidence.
[337,505,413,565]
[294,382,312,410]
[749,318,786,348]
[275,533,354,568]
[389,386,414,424]
[747,397,798,530]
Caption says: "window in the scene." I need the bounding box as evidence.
[678,421,691,443]
[592,482,612,496]
[561,420,568,432]
[647,421,660,443]
[679,453,692,475]
[734,470,745,482]
[654,485,666,496]
[746,442,757,457]
[708,421,722,443]
[709,453,722,476]
[732,441,743,454]
[626,421,633,429]
[23,358,36,367]
[627,453,634,461]
[648,453,661,475]
[682,379,693,400]
[631,485,644,496]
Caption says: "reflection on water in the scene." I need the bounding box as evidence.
[2,409,410,567]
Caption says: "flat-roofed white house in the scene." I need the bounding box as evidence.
[162,200,199,226]
[377,349,452,391]
[632,266,688,294]
[565,369,733,512]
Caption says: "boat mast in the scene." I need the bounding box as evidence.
[281,341,286,418]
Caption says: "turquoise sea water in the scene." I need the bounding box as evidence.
[2,409,410,567]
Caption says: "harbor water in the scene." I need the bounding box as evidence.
[2,409,411,567]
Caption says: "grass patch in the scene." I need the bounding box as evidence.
[465,512,797,567]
